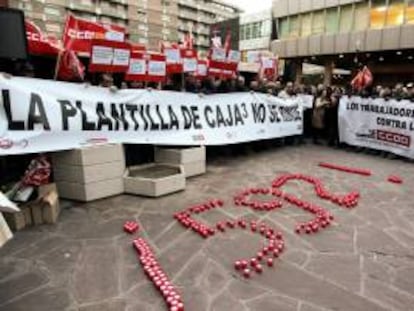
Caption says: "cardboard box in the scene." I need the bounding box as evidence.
[52,144,124,166]
[4,209,26,231]
[183,160,206,178]
[124,164,185,197]
[154,146,205,164]
[0,213,13,248]
[3,183,60,231]
[56,178,124,202]
[53,160,125,183]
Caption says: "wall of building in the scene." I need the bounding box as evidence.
[239,10,272,57]
[272,0,414,58]
[7,0,240,51]
[177,0,240,53]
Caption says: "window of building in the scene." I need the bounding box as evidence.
[312,10,324,34]
[279,18,289,39]
[80,0,92,6]
[239,25,244,40]
[386,0,405,26]
[354,2,369,31]
[246,23,252,39]
[326,7,339,34]
[252,22,260,38]
[370,0,387,29]
[289,15,300,37]
[339,5,353,32]
[44,6,60,16]
[262,20,271,37]
[407,0,414,24]
[300,13,312,37]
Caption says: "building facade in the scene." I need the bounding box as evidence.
[7,0,240,51]
[177,0,241,54]
[271,0,414,84]
[239,10,273,61]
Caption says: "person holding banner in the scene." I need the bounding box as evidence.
[312,88,330,145]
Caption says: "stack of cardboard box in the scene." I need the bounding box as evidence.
[0,212,12,247]
[155,146,206,178]
[52,144,125,202]
[3,183,60,231]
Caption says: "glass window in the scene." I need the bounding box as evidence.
[370,0,387,29]
[339,5,353,32]
[406,0,414,24]
[326,7,339,33]
[386,0,405,26]
[246,23,252,39]
[279,18,289,39]
[300,13,312,37]
[262,20,271,37]
[354,2,369,31]
[312,10,324,34]
[289,15,300,37]
[252,22,259,38]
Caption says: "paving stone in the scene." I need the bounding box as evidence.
[246,294,297,311]
[0,271,49,304]
[357,225,413,257]
[393,267,414,296]
[210,289,247,311]
[138,212,175,240]
[14,236,65,259]
[227,279,269,301]
[1,145,414,310]
[300,225,355,253]
[364,277,414,311]
[175,253,209,287]
[158,233,204,277]
[180,286,209,311]
[361,255,393,284]
[305,254,361,292]
[0,287,71,311]
[250,261,386,311]
[153,222,187,250]
[200,259,229,297]
[74,244,120,304]
[282,249,309,267]
[79,299,127,311]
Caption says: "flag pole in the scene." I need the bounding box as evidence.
[54,14,71,80]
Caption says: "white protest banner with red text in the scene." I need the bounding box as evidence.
[89,39,130,73]
[164,48,182,74]
[339,96,414,159]
[0,76,304,155]
[125,52,166,82]
[125,51,147,81]
[63,14,125,54]
[260,56,278,80]
[195,60,208,78]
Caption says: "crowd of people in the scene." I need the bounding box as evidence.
[5,60,414,157]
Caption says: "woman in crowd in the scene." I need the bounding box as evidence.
[312,87,331,144]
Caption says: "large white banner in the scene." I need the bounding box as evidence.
[0,77,304,155]
[339,96,414,159]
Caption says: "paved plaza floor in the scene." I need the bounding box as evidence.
[1,144,414,311]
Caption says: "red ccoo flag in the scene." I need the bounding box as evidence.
[351,66,373,91]
[361,66,373,87]
[56,49,85,82]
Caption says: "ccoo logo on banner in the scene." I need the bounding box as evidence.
[0,76,304,155]
[339,96,414,159]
